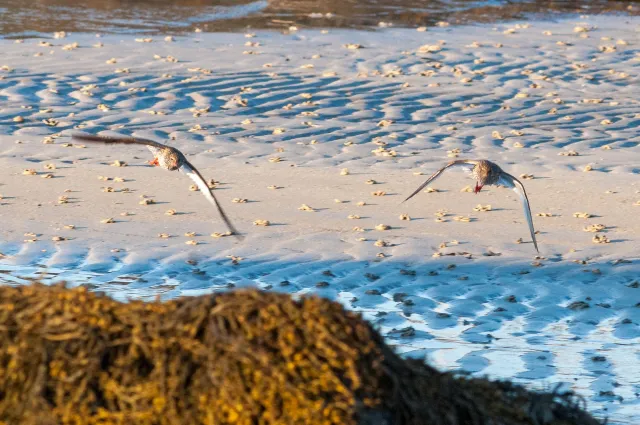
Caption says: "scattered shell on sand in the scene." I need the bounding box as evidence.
[536,212,553,217]
[58,196,68,204]
[365,179,377,185]
[418,44,442,53]
[375,224,391,231]
[253,220,270,226]
[425,187,439,193]
[584,224,606,232]
[573,212,592,218]
[139,199,155,205]
[211,232,232,238]
[473,204,492,212]
[374,240,390,247]
[102,187,115,193]
[157,233,171,239]
[343,43,363,50]
[634,200,640,206]
[268,157,282,163]
[185,240,198,246]
[377,119,393,127]
[520,174,534,180]
[298,204,315,212]
[492,131,504,140]
[188,184,199,191]
[399,214,410,221]
[13,116,24,123]
[101,218,115,224]
[64,225,75,230]
[334,199,343,204]
[461,186,473,193]
[267,185,281,190]
[559,150,579,156]
[583,165,593,172]
[165,209,177,216]
[22,169,37,175]
[592,234,610,244]
[111,160,126,167]
[352,227,364,232]
[232,198,247,204]
[348,215,360,220]
[182,232,196,238]
[513,142,524,148]
[372,191,386,196]
[453,216,471,222]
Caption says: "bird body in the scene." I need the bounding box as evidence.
[403,159,539,252]
[72,133,242,239]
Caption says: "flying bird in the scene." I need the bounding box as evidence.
[72,133,242,240]
[403,159,538,252]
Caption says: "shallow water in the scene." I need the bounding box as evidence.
[0,0,638,36]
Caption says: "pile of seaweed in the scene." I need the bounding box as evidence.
[0,283,601,425]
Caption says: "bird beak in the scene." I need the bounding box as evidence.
[148,158,159,166]
[474,183,483,194]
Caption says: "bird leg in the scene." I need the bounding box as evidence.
[148,157,159,167]
[474,183,483,194]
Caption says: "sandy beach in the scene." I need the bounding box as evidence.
[0,16,639,423]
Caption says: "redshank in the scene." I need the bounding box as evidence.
[403,159,539,252]
[72,133,242,239]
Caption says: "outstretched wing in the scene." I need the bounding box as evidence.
[498,173,539,253]
[402,159,477,203]
[72,133,169,150]
[180,160,243,241]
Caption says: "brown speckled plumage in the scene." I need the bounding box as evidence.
[403,159,539,253]
[72,133,241,239]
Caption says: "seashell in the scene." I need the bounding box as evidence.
[473,204,492,212]
[348,215,360,220]
[58,196,68,204]
[536,212,553,217]
[51,236,66,242]
[377,119,393,127]
[189,184,199,191]
[461,186,473,193]
[592,234,610,244]
[352,227,364,232]
[111,160,126,167]
[399,214,410,221]
[584,224,606,232]
[357,201,366,206]
[298,204,315,212]
[374,240,390,247]
[64,224,75,230]
[185,240,198,245]
[165,209,177,216]
[232,198,247,204]
[23,169,37,175]
[102,187,115,193]
[583,165,593,172]
[559,150,579,156]
[268,157,282,163]
[13,116,24,123]
[372,191,386,196]
[267,185,281,190]
[211,232,232,238]
[513,142,524,148]
[425,187,439,193]
[573,212,591,218]
[375,224,390,231]
[139,199,155,205]
[453,216,471,222]
[334,199,343,203]
[101,218,115,224]
[365,179,377,185]
[418,45,441,53]
[184,232,196,237]
[253,219,270,226]
[520,174,534,179]
[105,58,117,64]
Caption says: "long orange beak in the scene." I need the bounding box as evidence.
[474,183,483,194]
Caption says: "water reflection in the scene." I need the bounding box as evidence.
[0,0,638,36]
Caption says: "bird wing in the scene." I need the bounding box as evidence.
[498,173,539,253]
[402,159,477,203]
[72,133,169,150]
[179,160,243,240]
